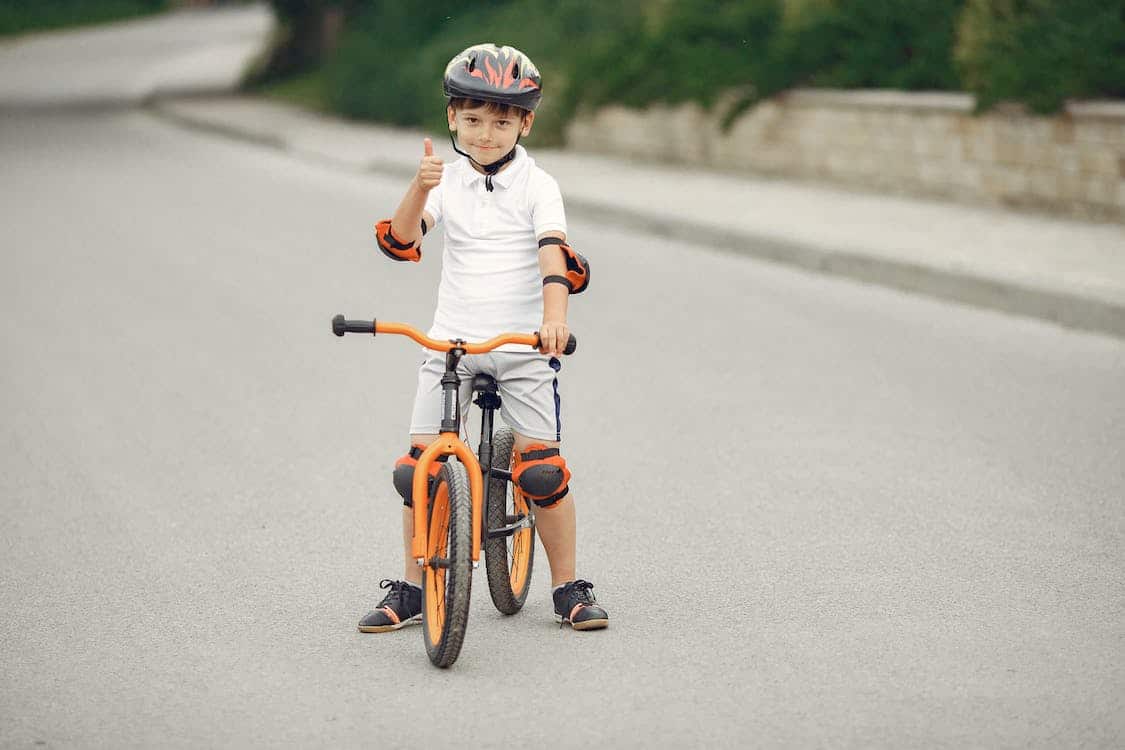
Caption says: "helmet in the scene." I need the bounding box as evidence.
[442,43,542,112]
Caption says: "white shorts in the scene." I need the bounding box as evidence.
[408,351,563,443]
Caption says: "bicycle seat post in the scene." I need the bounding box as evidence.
[472,375,501,485]
[440,344,466,435]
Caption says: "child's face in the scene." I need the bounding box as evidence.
[448,104,534,167]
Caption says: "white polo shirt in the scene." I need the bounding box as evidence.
[423,145,567,348]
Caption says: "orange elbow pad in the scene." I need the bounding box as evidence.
[538,237,590,294]
[375,219,421,262]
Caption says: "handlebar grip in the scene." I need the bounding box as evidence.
[534,331,577,355]
[332,314,376,336]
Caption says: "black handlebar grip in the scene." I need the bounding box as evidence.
[332,315,376,336]
[534,331,578,355]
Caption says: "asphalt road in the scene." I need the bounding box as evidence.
[2,110,1124,749]
[0,5,270,107]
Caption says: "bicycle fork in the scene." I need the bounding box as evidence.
[410,346,484,567]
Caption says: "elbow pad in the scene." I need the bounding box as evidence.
[539,237,590,294]
[375,219,421,262]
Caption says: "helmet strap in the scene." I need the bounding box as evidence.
[448,131,519,192]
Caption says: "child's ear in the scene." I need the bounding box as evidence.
[447,105,457,131]
[521,111,536,137]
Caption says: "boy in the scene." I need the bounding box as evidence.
[359,44,608,633]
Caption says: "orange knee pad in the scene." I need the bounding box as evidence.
[392,445,448,507]
[512,445,571,508]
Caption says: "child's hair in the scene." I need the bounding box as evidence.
[448,97,531,120]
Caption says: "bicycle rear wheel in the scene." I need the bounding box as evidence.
[422,460,473,668]
[483,427,535,614]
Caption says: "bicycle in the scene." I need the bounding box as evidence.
[332,315,576,668]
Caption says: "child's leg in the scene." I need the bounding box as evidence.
[358,429,442,633]
[400,507,419,585]
[492,354,606,627]
[513,432,576,587]
[512,430,607,629]
[401,433,439,584]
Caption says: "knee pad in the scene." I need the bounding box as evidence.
[512,445,571,508]
[392,445,449,507]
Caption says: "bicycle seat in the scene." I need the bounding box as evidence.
[472,373,498,393]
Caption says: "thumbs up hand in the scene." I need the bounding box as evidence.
[415,137,444,191]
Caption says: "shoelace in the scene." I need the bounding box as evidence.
[377,578,409,608]
[557,580,595,629]
[568,579,596,604]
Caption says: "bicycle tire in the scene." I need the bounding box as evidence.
[483,427,536,614]
[422,460,473,668]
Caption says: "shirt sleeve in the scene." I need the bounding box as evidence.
[530,171,567,237]
[423,178,443,229]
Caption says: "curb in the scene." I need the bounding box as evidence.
[149,97,287,151]
[150,99,1125,341]
[568,200,1125,339]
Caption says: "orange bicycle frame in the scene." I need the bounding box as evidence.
[375,321,540,566]
[409,436,481,562]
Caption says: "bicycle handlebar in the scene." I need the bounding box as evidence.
[331,315,577,355]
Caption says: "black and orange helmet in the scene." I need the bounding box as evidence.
[442,44,542,112]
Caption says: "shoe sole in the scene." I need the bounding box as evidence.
[357,614,422,633]
[554,614,609,630]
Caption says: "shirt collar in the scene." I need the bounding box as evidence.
[459,145,527,190]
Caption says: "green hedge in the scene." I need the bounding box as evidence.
[0,0,167,37]
[772,0,964,91]
[319,0,967,138]
[566,1,779,111]
[955,0,1125,113]
[260,0,1124,138]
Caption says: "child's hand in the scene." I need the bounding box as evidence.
[538,320,570,356]
[415,138,443,191]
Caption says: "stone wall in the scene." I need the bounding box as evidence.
[565,90,1125,222]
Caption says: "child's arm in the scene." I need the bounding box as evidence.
[377,139,441,260]
[537,230,570,357]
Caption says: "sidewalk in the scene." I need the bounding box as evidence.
[154,95,1125,339]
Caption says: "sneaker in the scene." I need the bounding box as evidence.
[358,579,422,633]
[553,579,609,630]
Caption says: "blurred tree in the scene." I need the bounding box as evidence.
[251,0,361,83]
[322,0,506,123]
[322,0,639,144]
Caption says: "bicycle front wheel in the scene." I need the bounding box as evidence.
[483,427,535,614]
[422,460,473,668]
